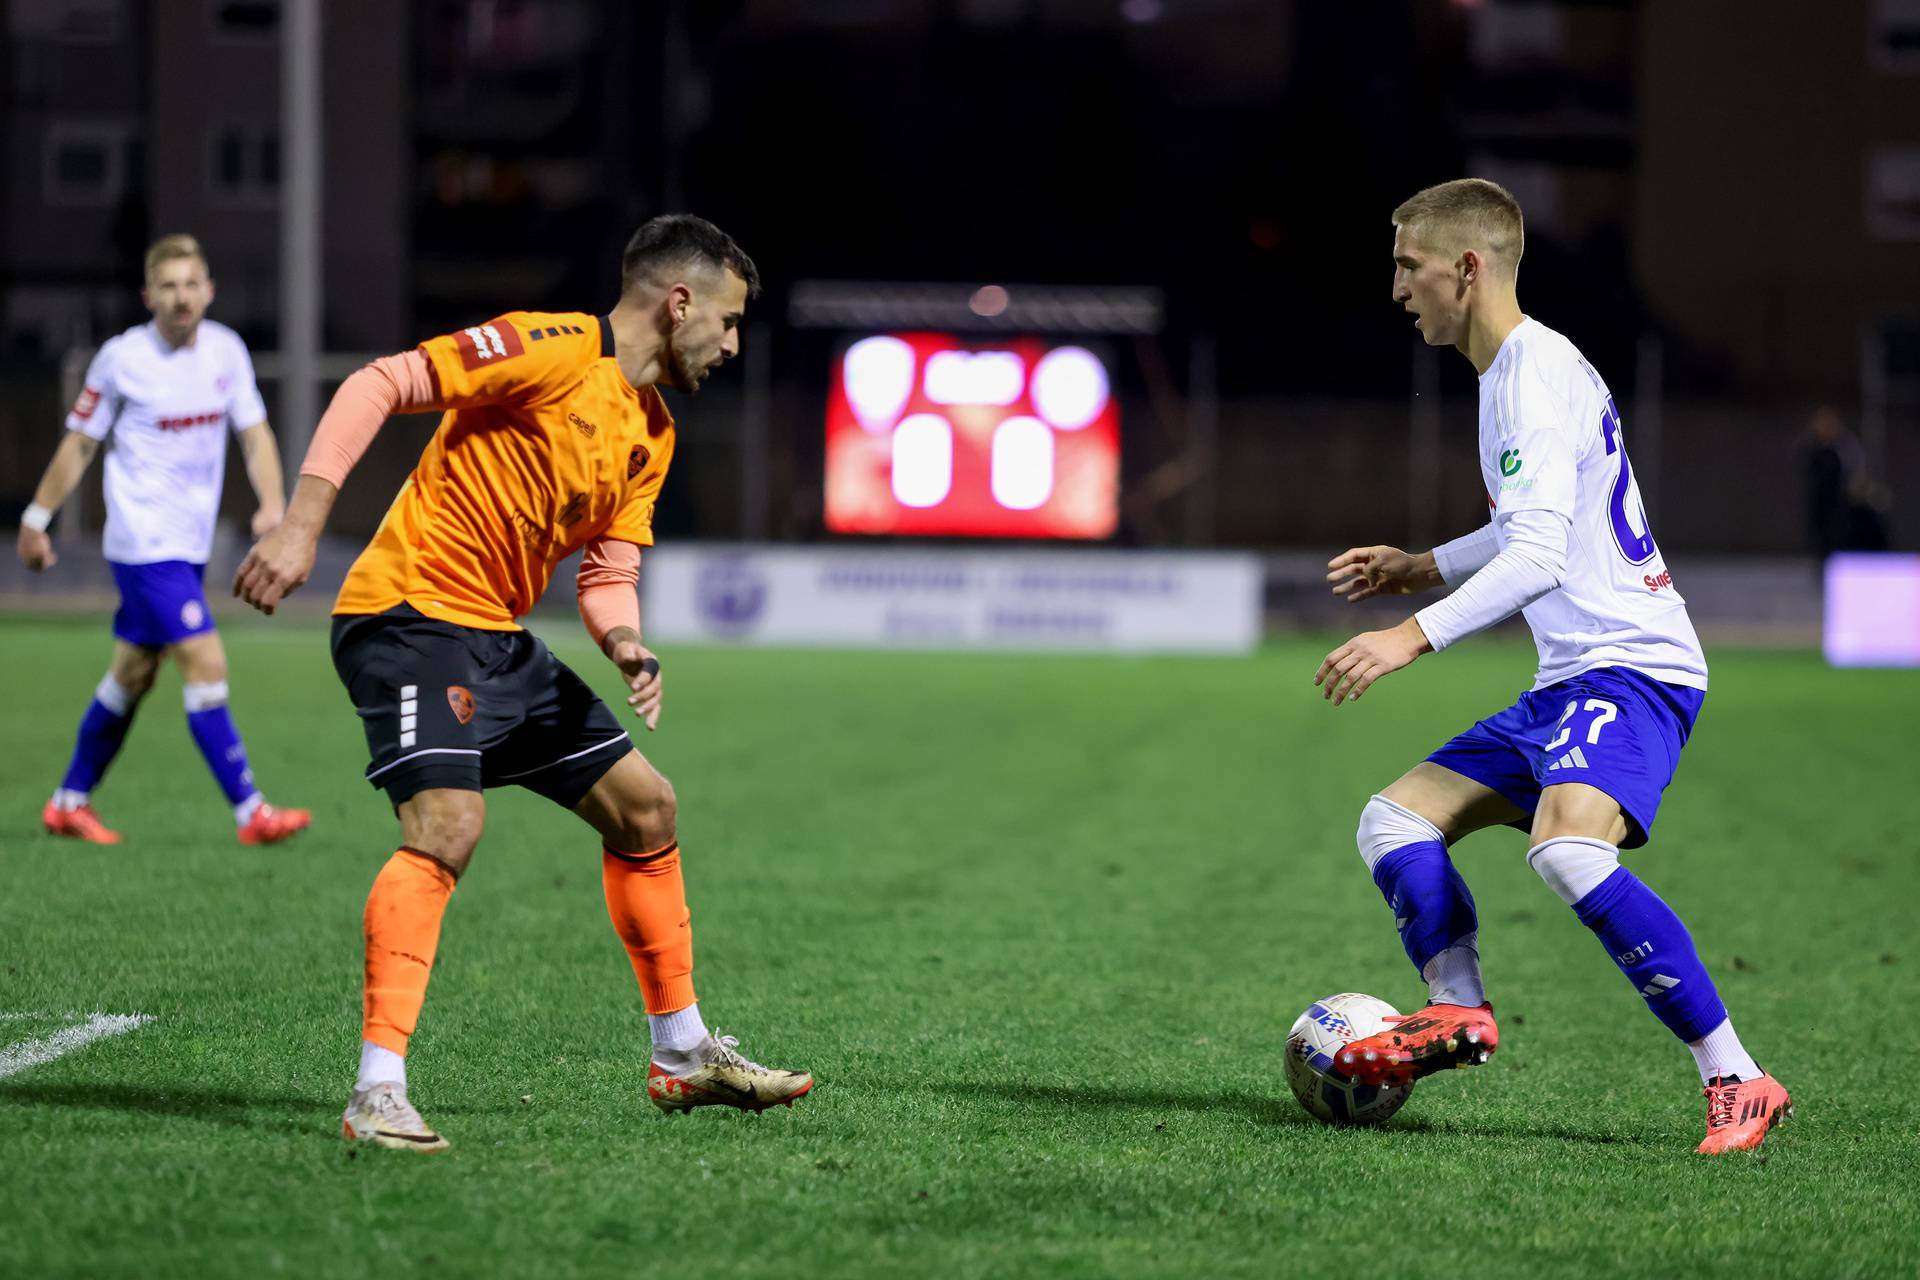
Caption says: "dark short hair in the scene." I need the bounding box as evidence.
[620,214,761,298]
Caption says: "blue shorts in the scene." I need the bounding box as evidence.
[110,560,215,649]
[1425,666,1704,849]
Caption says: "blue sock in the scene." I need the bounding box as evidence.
[1571,866,1728,1042]
[1372,841,1479,975]
[184,682,259,814]
[59,675,138,798]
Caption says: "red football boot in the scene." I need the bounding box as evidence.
[1336,1002,1499,1088]
[1698,1072,1792,1155]
[237,802,312,846]
[43,799,122,845]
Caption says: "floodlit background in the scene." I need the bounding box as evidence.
[2,0,1915,651]
[3,7,1919,1278]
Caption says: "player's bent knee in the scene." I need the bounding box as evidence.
[172,640,228,685]
[1531,782,1630,847]
[110,650,161,699]
[1356,794,1447,873]
[616,778,676,853]
[103,668,153,704]
[398,790,486,876]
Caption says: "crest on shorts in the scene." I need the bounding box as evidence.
[447,685,475,725]
[628,444,650,479]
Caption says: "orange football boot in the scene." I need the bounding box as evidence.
[1336,1002,1499,1088]
[237,802,312,846]
[43,799,122,845]
[1698,1072,1792,1154]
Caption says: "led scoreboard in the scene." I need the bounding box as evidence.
[824,333,1121,539]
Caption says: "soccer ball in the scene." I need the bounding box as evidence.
[1284,992,1414,1126]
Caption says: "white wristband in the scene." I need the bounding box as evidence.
[21,503,53,532]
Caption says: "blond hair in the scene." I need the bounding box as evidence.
[145,233,209,282]
[1392,179,1524,275]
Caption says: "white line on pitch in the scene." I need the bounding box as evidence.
[0,1013,154,1079]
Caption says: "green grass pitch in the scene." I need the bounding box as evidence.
[1,612,1915,1278]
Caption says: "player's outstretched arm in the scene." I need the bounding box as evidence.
[15,430,101,572]
[235,422,287,537]
[233,474,335,614]
[1326,545,1443,604]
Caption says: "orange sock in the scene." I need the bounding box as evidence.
[602,842,696,1014]
[362,847,457,1055]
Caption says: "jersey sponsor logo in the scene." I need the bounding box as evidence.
[156,410,226,432]
[446,685,475,725]
[1643,569,1675,593]
[72,386,102,420]
[454,321,526,371]
[1497,447,1534,494]
[559,492,589,526]
[628,444,651,479]
[568,411,597,439]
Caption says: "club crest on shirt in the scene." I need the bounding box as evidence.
[454,321,526,371]
[447,685,475,725]
[628,445,650,479]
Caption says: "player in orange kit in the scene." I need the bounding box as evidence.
[233,215,812,1152]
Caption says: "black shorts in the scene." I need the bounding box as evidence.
[330,605,632,807]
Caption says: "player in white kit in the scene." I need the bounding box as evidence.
[1311,180,1790,1154]
[16,235,311,846]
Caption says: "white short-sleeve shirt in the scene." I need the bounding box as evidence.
[65,319,268,565]
[1478,318,1708,691]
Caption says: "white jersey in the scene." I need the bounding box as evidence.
[65,320,267,565]
[1471,317,1707,691]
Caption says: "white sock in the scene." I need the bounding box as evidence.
[648,1002,709,1058]
[356,1040,407,1092]
[52,788,89,812]
[1422,934,1486,1007]
[94,673,133,716]
[1686,1017,1762,1085]
[233,792,264,825]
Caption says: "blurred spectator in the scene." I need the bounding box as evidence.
[1804,406,1890,565]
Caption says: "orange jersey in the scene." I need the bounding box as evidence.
[335,312,674,629]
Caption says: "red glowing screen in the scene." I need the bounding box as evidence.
[824,333,1120,539]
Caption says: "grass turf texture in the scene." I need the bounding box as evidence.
[1,612,1915,1279]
